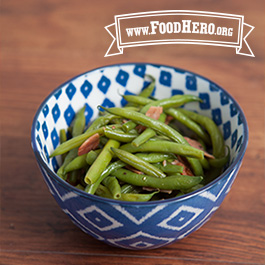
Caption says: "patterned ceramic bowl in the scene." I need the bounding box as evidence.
[31,63,248,250]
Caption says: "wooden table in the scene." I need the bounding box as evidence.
[1,0,264,264]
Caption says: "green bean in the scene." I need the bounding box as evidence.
[140,95,202,114]
[63,149,100,174]
[120,191,159,202]
[63,153,87,174]
[84,139,120,185]
[59,129,67,144]
[113,168,203,190]
[102,176,121,199]
[71,106,86,137]
[79,171,89,187]
[178,109,225,158]
[121,80,157,131]
[59,129,67,162]
[164,108,211,145]
[111,147,166,178]
[199,157,210,170]
[132,128,155,147]
[189,158,204,176]
[132,113,166,147]
[86,149,101,165]
[103,126,138,143]
[67,170,79,185]
[121,184,138,194]
[99,136,109,146]
[138,74,156,98]
[120,140,204,160]
[122,120,137,132]
[175,191,185,197]
[134,152,175,163]
[85,113,119,132]
[95,184,113,199]
[209,146,230,168]
[125,75,156,107]
[194,139,210,170]
[121,78,157,130]
[181,184,204,194]
[50,127,104,157]
[154,163,183,175]
[75,184,85,191]
[122,94,151,106]
[85,160,125,194]
[56,107,87,177]
[57,148,78,180]
[123,94,202,114]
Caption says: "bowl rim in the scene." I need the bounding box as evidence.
[31,62,249,206]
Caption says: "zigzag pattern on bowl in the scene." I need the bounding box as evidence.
[40,163,240,249]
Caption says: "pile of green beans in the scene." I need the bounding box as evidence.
[50,76,229,202]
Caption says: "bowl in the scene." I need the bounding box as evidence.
[31,63,248,250]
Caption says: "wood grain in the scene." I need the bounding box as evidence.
[1,0,264,264]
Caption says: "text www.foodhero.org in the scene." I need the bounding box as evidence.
[126,20,233,37]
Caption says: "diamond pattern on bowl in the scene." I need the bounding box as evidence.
[81,80,93,98]
[159,70,172,87]
[98,75,111,94]
[66,83,76,100]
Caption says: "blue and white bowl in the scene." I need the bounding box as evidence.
[31,63,248,250]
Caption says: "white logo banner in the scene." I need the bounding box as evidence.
[105,10,254,57]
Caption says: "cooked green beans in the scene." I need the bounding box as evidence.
[72,106,86,137]
[85,160,125,194]
[50,127,104,157]
[123,94,210,144]
[56,107,87,179]
[51,76,229,201]
[134,152,175,163]
[84,139,120,185]
[103,126,138,142]
[63,153,87,173]
[139,94,202,114]
[120,139,204,159]
[132,113,166,147]
[154,163,184,175]
[111,147,166,178]
[178,109,225,158]
[99,106,187,144]
[138,74,156,98]
[113,168,203,190]
[120,191,159,202]
[102,176,121,199]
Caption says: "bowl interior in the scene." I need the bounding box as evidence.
[32,63,248,197]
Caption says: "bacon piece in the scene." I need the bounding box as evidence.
[136,124,146,133]
[137,106,163,132]
[165,115,174,125]
[78,133,100,156]
[145,106,163,120]
[171,158,194,176]
[184,136,215,159]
